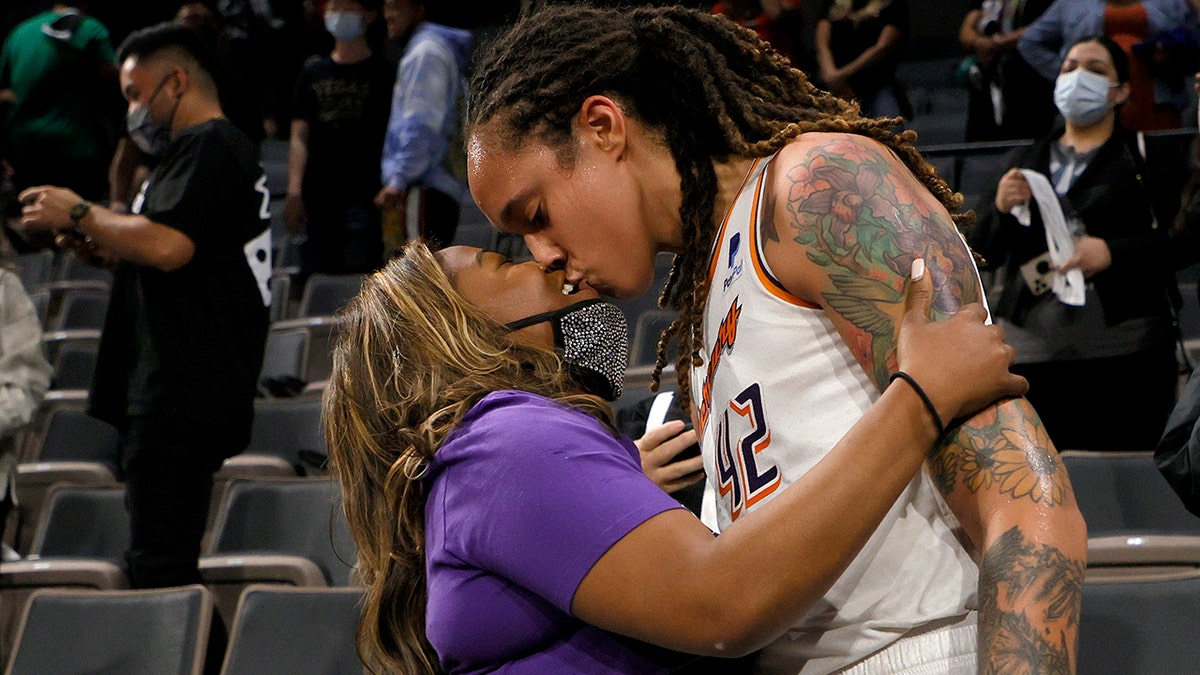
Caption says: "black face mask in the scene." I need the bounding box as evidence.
[505,299,629,401]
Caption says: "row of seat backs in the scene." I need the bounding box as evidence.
[0,479,359,658]
[7,544,1200,675]
[13,478,356,586]
[19,399,326,472]
[12,249,365,324]
[5,584,363,675]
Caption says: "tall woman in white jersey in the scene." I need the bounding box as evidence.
[465,6,1087,673]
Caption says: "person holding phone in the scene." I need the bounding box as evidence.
[325,240,1026,673]
[463,6,1085,672]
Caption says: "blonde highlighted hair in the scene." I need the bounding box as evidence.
[323,241,611,674]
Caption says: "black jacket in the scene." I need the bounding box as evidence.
[969,125,1184,327]
[1157,367,1200,516]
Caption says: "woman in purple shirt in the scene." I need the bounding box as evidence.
[323,241,1026,674]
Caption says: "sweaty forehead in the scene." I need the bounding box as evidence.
[435,246,492,290]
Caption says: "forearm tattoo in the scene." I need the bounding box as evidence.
[978,527,1084,674]
[929,399,1069,507]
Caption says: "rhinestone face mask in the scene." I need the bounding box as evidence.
[505,299,629,401]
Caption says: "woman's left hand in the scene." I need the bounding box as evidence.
[635,420,704,495]
[1060,235,1112,278]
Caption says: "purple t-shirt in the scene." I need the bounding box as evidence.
[423,390,696,674]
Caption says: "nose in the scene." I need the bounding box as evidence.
[524,233,566,271]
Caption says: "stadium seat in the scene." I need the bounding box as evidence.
[11,250,54,291]
[1060,451,1200,538]
[200,478,358,625]
[9,463,119,557]
[297,274,363,318]
[629,308,678,368]
[258,327,308,390]
[1079,567,1200,675]
[219,585,362,675]
[26,484,129,562]
[268,270,292,323]
[245,396,325,472]
[48,287,109,332]
[5,585,212,675]
[9,410,121,555]
[50,339,97,391]
[27,407,119,469]
[1,485,130,658]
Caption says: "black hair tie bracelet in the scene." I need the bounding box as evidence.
[889,371,946,442]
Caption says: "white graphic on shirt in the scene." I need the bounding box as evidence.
[243,227,272,306]
[254,174,271,221]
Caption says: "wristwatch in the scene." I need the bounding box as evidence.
[68,200,92,227]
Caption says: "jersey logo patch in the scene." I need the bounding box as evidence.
[698,298,741,431]
[722,232,743,293]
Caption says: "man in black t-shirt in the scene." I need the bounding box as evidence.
[284,0,394,277]
[20,23,271,591]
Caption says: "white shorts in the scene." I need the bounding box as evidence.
[835,613,977,675]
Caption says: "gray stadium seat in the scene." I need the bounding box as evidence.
[1079,568,1200,675]
[220,585,363,675]
[297,274,363,318]
[200,478,358,625]
[5,585,212,675]
[1061,451,1200,538]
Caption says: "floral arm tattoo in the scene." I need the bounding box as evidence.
[771,135,1084,673]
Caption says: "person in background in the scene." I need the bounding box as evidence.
[0,2,119,210]
[712,0,804,67]
[286,0,394,276]
[815,0,911,118]
[109,0,265,212]
[0,252,52,561]
[1019,0,1200,131]
[959,0,1058,141]
[374,0,473,254]
[970,36,1186,451]
[176,0,264,142]
[19,23,272,595]
[1155,71,1200,514]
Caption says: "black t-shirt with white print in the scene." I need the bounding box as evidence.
[90,118,271,451]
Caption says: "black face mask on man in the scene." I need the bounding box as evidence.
[126,72,181,156]
[505,299,629,401]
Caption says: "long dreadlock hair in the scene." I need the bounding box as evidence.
[468,4,966,410]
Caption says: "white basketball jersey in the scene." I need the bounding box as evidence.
[690,156,977,674]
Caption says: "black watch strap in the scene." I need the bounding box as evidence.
[68,201,92,226]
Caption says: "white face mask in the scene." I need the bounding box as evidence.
[1054,68,1118,127]
[325,12,366,41]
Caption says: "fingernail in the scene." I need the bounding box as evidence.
[911,258,925,281]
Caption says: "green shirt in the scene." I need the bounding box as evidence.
[0,10,116,161]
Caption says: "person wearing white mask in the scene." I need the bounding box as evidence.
[969,35,1190,452]
[285,0,394,278]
